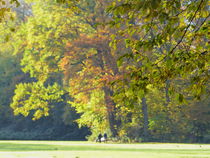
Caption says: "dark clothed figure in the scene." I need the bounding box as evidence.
[98,133,102,143]
[104,133,107,141]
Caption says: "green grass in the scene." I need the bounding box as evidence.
[0,141,209,158]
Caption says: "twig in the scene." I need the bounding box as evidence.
[187,13,210,51]
[169,0,204,55]
[153,0,205,66]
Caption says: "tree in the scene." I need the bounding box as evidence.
[0,0,90,140]
[62,28,121,137]
[106,0,209,141]
[10,0,91,119]
[1,0,209,142]
[59,0,125,138]
[108,0,209,98]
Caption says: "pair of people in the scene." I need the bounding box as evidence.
[97,133,107,142]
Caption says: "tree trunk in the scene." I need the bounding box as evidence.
[141,97,149,141]
[97,50,120,137]
[165,80,170,104]
[103,86,119,137]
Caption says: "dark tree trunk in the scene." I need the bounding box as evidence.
[165,80,170,105]
[103,87,119,137]
[141,97,149,141]
[97,50,120,137]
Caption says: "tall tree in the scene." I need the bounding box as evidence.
[60,0,124,137]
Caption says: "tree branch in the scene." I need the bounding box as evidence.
[153,0,205,66]
[169,0,204,55]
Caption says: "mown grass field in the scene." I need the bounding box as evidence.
[0,141,209,158]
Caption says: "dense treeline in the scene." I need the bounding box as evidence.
[0,0,209,142]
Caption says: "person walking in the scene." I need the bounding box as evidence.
[104,133,107,142]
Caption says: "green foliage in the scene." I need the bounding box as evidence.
[0,0,90,141]
[12,0,93,82]
[0,0,19,22]
[107,0,209,141]
[108,0,209,98]
[70,89,109,139]
[11,82,64,120]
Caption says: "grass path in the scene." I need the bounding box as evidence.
[0,141,209,158]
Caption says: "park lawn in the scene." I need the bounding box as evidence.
[0,141,209,158]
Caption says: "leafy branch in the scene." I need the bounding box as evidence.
[169,0,204,55]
